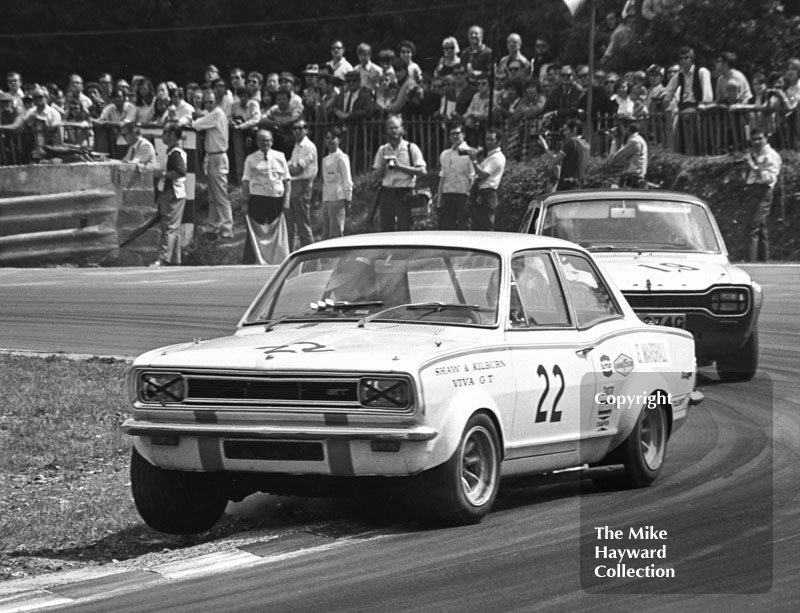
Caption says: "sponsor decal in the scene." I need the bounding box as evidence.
[614,353,634,377]
[600,354,613,378]
[681,371,693,380]
[635,341,670,365]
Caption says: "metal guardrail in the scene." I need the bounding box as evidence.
[0,189,119,265]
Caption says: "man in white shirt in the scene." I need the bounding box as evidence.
[468,127,506,231]
[605,120,648,188]
[738,129,782,261]
[287,119,318,250]
[192,90,233,240]
[327,40,354,81]
[437,124,474,230]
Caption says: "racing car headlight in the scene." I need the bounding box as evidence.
[358,377,410,409]
[137,372,186,405]
[710,289,748,314]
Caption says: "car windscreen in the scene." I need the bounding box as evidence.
[541,200,721,252]
[243,246,501,327]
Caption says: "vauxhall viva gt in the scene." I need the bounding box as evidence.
[123,232,700,534]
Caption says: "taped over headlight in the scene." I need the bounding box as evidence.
[137,372,186,404]
[358,377,410,409]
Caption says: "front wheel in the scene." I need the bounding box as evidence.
[716,326,759,382]
[593,401,668,490]
[411,413,501,525]
[130,447,228,535]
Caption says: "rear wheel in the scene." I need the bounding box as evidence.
[411,413,501,525]
[593,401,668,490]
[717,326,759,382]
[130,447,228,534]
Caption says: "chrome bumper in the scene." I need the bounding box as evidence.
[122,419,438,442]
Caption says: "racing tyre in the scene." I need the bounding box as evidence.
[130,447,228,534]
[593,401,668,490]
[413,413,501,525]
[716,326,758,383]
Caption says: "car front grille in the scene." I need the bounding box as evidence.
[623,285,751,316]
[187,377,358,403]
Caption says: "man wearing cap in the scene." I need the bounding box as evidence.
[355,43,382,94]
[286,119,318,250]
[192,89,234,240]
[120,122,157,170]
[277,72,304,115]
[335,70,376,122]
[327,40,354,81]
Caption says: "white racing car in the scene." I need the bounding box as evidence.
[123,232,701,534]
[520,190,762,382]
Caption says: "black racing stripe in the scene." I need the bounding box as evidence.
[324,413,354,476]
[198,437,224,470]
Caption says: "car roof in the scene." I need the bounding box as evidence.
[536,189,708,206]
[295,231,583,256]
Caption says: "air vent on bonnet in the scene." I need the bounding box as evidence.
[370,323,444,335]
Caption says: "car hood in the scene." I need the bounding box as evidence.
[134,322,484,373]
[591,253,748,292]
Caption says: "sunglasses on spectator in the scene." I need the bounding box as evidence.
[561,72,574,78]
[331,45,343,50]
[578,72,590,77]
[509,66,521,72]
[679,55,691,59]
[605,79,618,84]
[443,45,455,50]
[293,125,307,130]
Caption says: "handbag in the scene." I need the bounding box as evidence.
[403,142,432,217]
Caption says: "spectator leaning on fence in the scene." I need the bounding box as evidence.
[605,120,648,188]
[468,127,506,231]
[321,126,353,240]
[0,92,24,131]
[120,122,157,170]
[152,122,188,267]
[664,47,713,110]
[372,115,426,232]
[437,123,475,230]
[192,89,234,240]
[95,88,136,126]
[735,129,782,262]
[714,52,752,105]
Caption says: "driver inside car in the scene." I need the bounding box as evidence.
[324,256,380,302]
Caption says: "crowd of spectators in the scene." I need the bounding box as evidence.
[2,5,799,164]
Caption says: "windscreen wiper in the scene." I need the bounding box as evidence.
[357,301,480,328]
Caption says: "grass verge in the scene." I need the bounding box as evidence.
[0,354,269,581]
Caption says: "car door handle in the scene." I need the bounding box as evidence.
[575,346,594,358]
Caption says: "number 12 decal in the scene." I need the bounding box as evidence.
[535,364,565,423]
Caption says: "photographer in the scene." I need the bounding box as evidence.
[735,129,782,261]
[371,115,426,232]
[605,120,647,188]
[541,118,589,191]
[468,127,506,231]
[437,123,475,230]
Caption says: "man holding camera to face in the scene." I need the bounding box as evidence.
[372,115,426,232]
[734,129,782,262]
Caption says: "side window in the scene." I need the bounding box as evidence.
[508,252,570,328]
[557,252,622,328]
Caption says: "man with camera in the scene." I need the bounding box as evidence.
[372,115,427,232]
[735,129,782,261]
[605,120,647,188]
[468,127,506,231]
[437,123,475,230]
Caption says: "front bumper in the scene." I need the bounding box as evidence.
[122,419,438,441]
